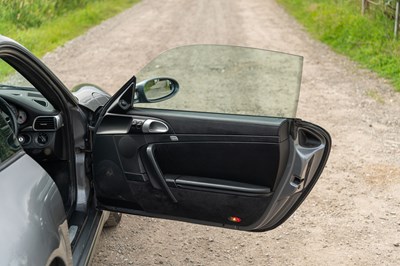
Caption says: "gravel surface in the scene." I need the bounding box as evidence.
[42,0,400,265]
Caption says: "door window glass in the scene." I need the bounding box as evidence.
[135,45,303,118]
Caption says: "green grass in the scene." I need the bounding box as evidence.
[0,0,139,80]
[278,0,400,91]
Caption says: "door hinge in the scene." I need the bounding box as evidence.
[76,125,95,153]
[87,125,95,152]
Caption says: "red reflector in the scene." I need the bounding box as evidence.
[228,216,242,223]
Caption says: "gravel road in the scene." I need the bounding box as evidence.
[42,0,400,265]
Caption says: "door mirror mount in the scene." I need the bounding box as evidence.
[134,77,179,104]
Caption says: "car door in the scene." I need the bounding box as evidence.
[91,45,331,231]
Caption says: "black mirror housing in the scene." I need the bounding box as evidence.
[134,77,179,104]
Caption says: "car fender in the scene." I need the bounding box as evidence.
[0,153,71,265]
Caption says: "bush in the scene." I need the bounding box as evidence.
[278,0,400,91]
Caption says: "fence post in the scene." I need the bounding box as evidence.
[362,0,369,15]
[395,1,400,38]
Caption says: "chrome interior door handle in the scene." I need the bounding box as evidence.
[142,119,169,133]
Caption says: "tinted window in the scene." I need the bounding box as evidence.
[135,45,303,118]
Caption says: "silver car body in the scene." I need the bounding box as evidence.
[0,35,112,266]
[0,152,72,265]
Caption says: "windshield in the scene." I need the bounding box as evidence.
[0,59,35,88]
[135,45,303,118]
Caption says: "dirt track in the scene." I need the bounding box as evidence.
[43,0,400,265]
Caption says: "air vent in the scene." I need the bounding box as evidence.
[33,115,61,131]
[33,99,48,107]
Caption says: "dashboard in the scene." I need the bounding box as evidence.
[0,87,64,160]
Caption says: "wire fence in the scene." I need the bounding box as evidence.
[361,0,400,38]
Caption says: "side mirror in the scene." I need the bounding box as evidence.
[134,77,179,103]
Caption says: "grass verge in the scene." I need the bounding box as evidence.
[278,0,400,91]
[1,0,139,80]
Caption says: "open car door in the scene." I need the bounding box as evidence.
[91,46,331,231]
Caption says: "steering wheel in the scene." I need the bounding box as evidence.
[0,97,18,136]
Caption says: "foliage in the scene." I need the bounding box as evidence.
[278,0,400,91]
[0,0,92,29]
[0,0,139,81]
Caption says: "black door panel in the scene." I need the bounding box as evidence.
[93,109,330,231]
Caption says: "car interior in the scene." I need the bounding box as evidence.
[0,57,77,219]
